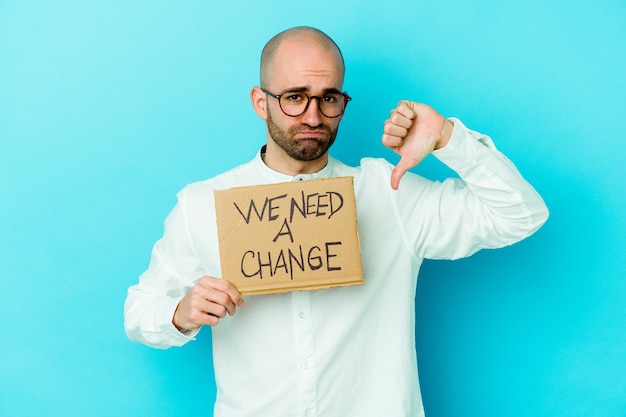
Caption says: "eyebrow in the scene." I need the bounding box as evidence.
[279,86,343,95]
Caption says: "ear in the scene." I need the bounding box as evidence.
[250,86,268,120]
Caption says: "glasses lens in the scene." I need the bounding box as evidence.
[279,92,309,117]
[279,92,346,117]
[319,94,344,117]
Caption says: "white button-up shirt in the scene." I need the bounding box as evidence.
[125,119,548,417]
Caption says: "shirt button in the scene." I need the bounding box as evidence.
[298,312,306,319]
[301,361,309,369]
[304,411,312,417]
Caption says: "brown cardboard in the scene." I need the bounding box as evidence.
[214,176,363,295]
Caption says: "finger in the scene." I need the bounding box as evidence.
[395,100,416,120]
[225,283,244,308]
[390,155,422,190]
[391,158,410,190]
[174,290,218,330]
[194,277,243,316]
[203,290,237,317]
[210,277,245,309]
[383,119,409,137]
[382,130,408,151]
[382,133,403,150]
[187,300,221,327]
[388,110,413,130]
[382,118,411,151]
[197,276,244,304]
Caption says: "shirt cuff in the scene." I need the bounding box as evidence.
[432,117,499,169]
[157,297,200,345]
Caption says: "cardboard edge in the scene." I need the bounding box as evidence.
[215,176,364,296]
[238,278,364,296]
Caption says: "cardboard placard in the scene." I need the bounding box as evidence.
[214,176,363,295]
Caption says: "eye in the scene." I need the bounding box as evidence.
[284,93,306,103]
[322,94,339,104]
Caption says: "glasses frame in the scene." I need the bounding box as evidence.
[261,88,352,118]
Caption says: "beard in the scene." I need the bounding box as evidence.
[266,108,338,161]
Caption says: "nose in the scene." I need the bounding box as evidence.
[301,97,323,127]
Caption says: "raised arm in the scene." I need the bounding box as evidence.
[382,100,549,259]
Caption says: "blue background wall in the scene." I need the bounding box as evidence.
[1,1,624,416]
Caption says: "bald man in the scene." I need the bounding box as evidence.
[125,26,548,417]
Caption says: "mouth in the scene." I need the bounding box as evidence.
[294,130,327,139]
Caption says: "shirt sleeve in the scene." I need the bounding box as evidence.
[395,117,549,260]
[124,187,203,349]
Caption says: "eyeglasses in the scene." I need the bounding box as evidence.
[262,88,351,118]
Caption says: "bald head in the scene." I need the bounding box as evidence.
[260,26,345,88]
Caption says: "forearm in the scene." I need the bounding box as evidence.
[433,118,549,241]
[124,285,198,349]
[124,195,204,348]
[398,118,548,260]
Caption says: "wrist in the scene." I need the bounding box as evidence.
[435,119,454,150]
[172,303,197,334]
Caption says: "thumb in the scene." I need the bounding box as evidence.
[390,156,420,190]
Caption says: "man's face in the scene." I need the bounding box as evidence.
[263,38,345,163]
[265,103,338,161]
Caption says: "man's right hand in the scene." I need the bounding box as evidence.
[172,276,244,332]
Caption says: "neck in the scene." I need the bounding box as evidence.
[262,142,329,176]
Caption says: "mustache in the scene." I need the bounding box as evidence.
[289,124,331,134]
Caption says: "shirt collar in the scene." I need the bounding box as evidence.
[253,145,338,183]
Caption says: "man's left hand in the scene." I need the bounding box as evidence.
[382,101,454,190]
